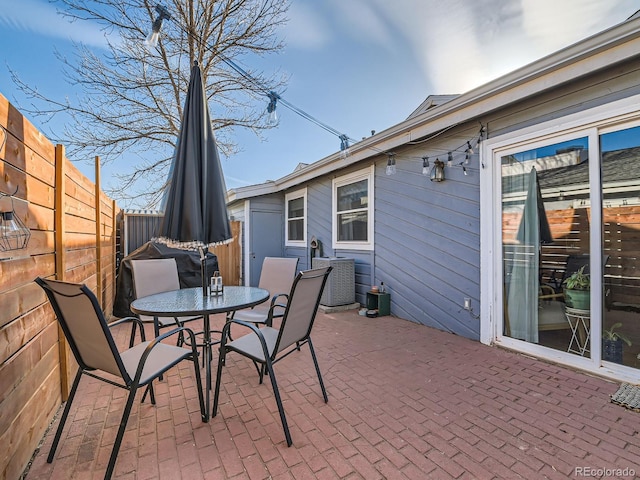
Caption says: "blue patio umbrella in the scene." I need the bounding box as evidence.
[155,61,232,294]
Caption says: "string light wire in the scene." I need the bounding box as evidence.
[146,4,484,174]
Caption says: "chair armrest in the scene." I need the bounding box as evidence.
[270,293,289,306]
[223,318,262,336]
[539,291,564,300]
[222,319,271,359]
[109,316,146,341]
[267,293,289,324]
[109,316,142,328]
[131,326,200,384]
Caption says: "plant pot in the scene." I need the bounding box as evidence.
[564,288,590,310]
[603,338,624,364]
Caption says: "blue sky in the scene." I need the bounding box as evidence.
[0,0,637,208]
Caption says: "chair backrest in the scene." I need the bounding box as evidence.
[564,254,590,279]
[274,266,332,356]
[258,257,299,298]
[563,253,610,280]
[35,277,129,381]
[131,258,181,298]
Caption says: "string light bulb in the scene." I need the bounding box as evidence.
[339,134,350,159]
[266,91,280,125]
[386,153,396,175]
[145,5,171,48]
[143,9,484,177]
[422,156,429,176]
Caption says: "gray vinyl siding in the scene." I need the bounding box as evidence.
[283,176,374,304]
[306,179,332,259]
[250,194,284,211]
[374,151,480,338]
[285,155,480,324]
[230,42,640,342]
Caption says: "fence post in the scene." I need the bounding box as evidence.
[110,199,118,317]
[54,143,70,400]
[95,156,102,307]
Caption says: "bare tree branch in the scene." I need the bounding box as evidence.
[12,0,289,207]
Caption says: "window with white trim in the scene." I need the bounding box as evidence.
[285,189,306,246]
[332,166,374,250]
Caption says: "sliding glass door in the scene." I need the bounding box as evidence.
[501,137,592,355]
[601,125,640,369]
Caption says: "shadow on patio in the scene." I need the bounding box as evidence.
[23,309,640,479]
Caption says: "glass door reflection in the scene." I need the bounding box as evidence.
[601,125,640,369]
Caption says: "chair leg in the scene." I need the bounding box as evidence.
[154,318,165,382]
[307,338,328,403]
[47,369,83,463]
[105,385,138,480]
[174,317,185,346]
[141,383,156,405]
[212,344,227,418]
[264,359,292,447]
[128,322,137,349]
[191,351,207,422]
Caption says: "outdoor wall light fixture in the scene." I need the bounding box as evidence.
[0,187,31,252]
[430,159,445,182]
[145,4,171,48]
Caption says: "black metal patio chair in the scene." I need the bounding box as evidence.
[35,277,206,480]
[212,266,332,446]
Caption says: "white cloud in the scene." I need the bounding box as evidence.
[355,0,638,94]
[520,0,624,51]
[0,0,108,49]
[282,2,330,50]
[360,0,486,93]
[284,0,396,52]
[328,0,395,49]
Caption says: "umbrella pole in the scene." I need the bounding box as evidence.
[200,247,208,296]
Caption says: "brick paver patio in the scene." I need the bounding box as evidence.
[23,309,640,479]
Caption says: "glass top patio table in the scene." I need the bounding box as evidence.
[130,286,269,318]
[130,286,269,420]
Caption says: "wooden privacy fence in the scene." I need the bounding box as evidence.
[0,93,119,480]
[119,212,241,286]
[504,204,640,308]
